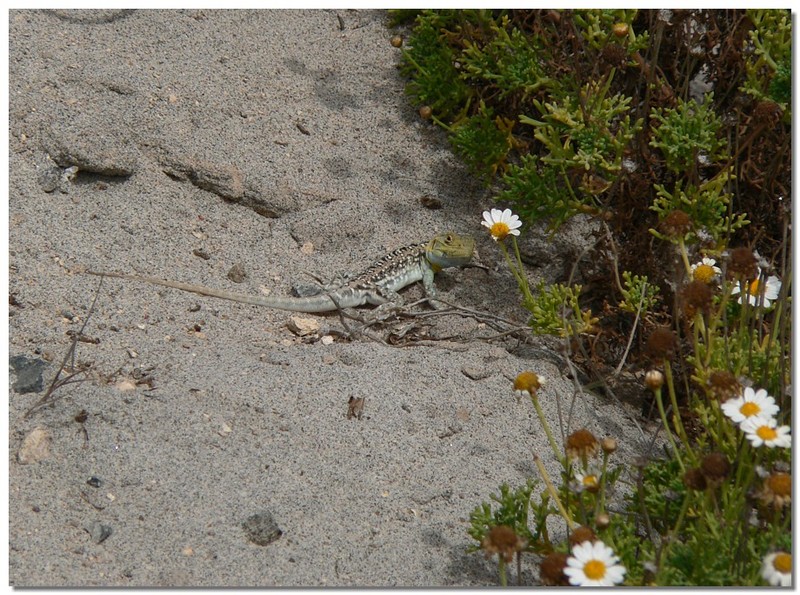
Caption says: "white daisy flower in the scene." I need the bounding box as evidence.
[731,274,781,308]
[690,257,722,284]
[720,386,780,425]
[573,470,601,494]
[762,552,792,587]
[481,208,522,241]
[740,417,791,449]
[564,540,626,586]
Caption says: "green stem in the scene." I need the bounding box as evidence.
[498,558,507,587]
[530,391,564,465]
[533,454,576,529]
[664,360,696,465]
[653,385,685,473]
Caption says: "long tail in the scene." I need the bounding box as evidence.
[85,270,339,312]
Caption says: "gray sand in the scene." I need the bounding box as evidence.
[8,9,655,586]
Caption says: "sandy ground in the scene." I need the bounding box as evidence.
[7,9,656,587]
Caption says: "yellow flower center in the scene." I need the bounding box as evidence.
[774,553,792,573]
[583,474,599,488]
[756,425,778,441]
[490,221,510,240]
[767,473,792,497]
[513,371,541,394]
[584,559,607,581]
[693,264,716,283]
[748,279,762,295]
[739,402,761,417]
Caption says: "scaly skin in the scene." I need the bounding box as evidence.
[87,232,475,312]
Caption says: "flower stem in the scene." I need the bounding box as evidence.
[653,385,685,473]
[529,391,565,465]
[533,453,576,529]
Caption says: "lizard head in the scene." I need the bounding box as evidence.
[425,232,475,271]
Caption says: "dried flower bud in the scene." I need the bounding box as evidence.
[611,22,629,37]
[757,472,791,509]
[513,371,544,395]
[481,525,526,563]
[390,35,403,48]
[700,452,731,486]
[683,468,708,491]
[595,513,611,529]
[418,105,433,120]
[645,369,665,391]
[566,429,599,460]
[645,327,677,360]
[660,210,693,238]
[727,247,758,280]
[569,525,597,547]
[540,552,569,586]
[707,370,741,402]
[601,437,618,454]
[681,279,714,318]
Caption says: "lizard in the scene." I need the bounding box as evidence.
[86,232,475,313]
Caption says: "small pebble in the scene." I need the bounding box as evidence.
[242,511,283,546]
[227,263,247,283]
[286,316,320,337]
[83,520,113,544]
[17,427,52,464]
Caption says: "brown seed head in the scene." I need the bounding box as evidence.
[569,525,597,547]
[683,467,708,491]
[539,552,570,586]
[513,371,543,395]
[758,472,792,509]
[566,429,599,460]
[600,44,627,68]
[681,280,714,319]
[645,326,677,360]
[482,525,526,563]
[753,99,783,126]
[707,370,741,402]
[700,452,731,486]
[727,247,758,280]
[660,210,692,238]
[390,35,403,48]
[418,105,433,120]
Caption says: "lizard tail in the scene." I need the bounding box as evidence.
[85,270,339,312]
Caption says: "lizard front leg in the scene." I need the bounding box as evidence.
[421,267,449,310]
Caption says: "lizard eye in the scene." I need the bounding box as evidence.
[445,234,453,243]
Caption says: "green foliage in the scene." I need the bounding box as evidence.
[618,271,659,314]
[742,10,792,115]
[572,9,649,53]
[527,282,597,337]
[496,155,575,228]
[396,14,791,584]
[449,103,516,181]
[650,171,750,246]
[398,12,472,119]
[630,458,686,534]
[467,479,537,552]
[385,9,422,28]
[649,94,728,174]
[521,73,642,186]
[461,17,552,99]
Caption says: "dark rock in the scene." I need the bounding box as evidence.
[9,355,48,394]
[242,511,283,546]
